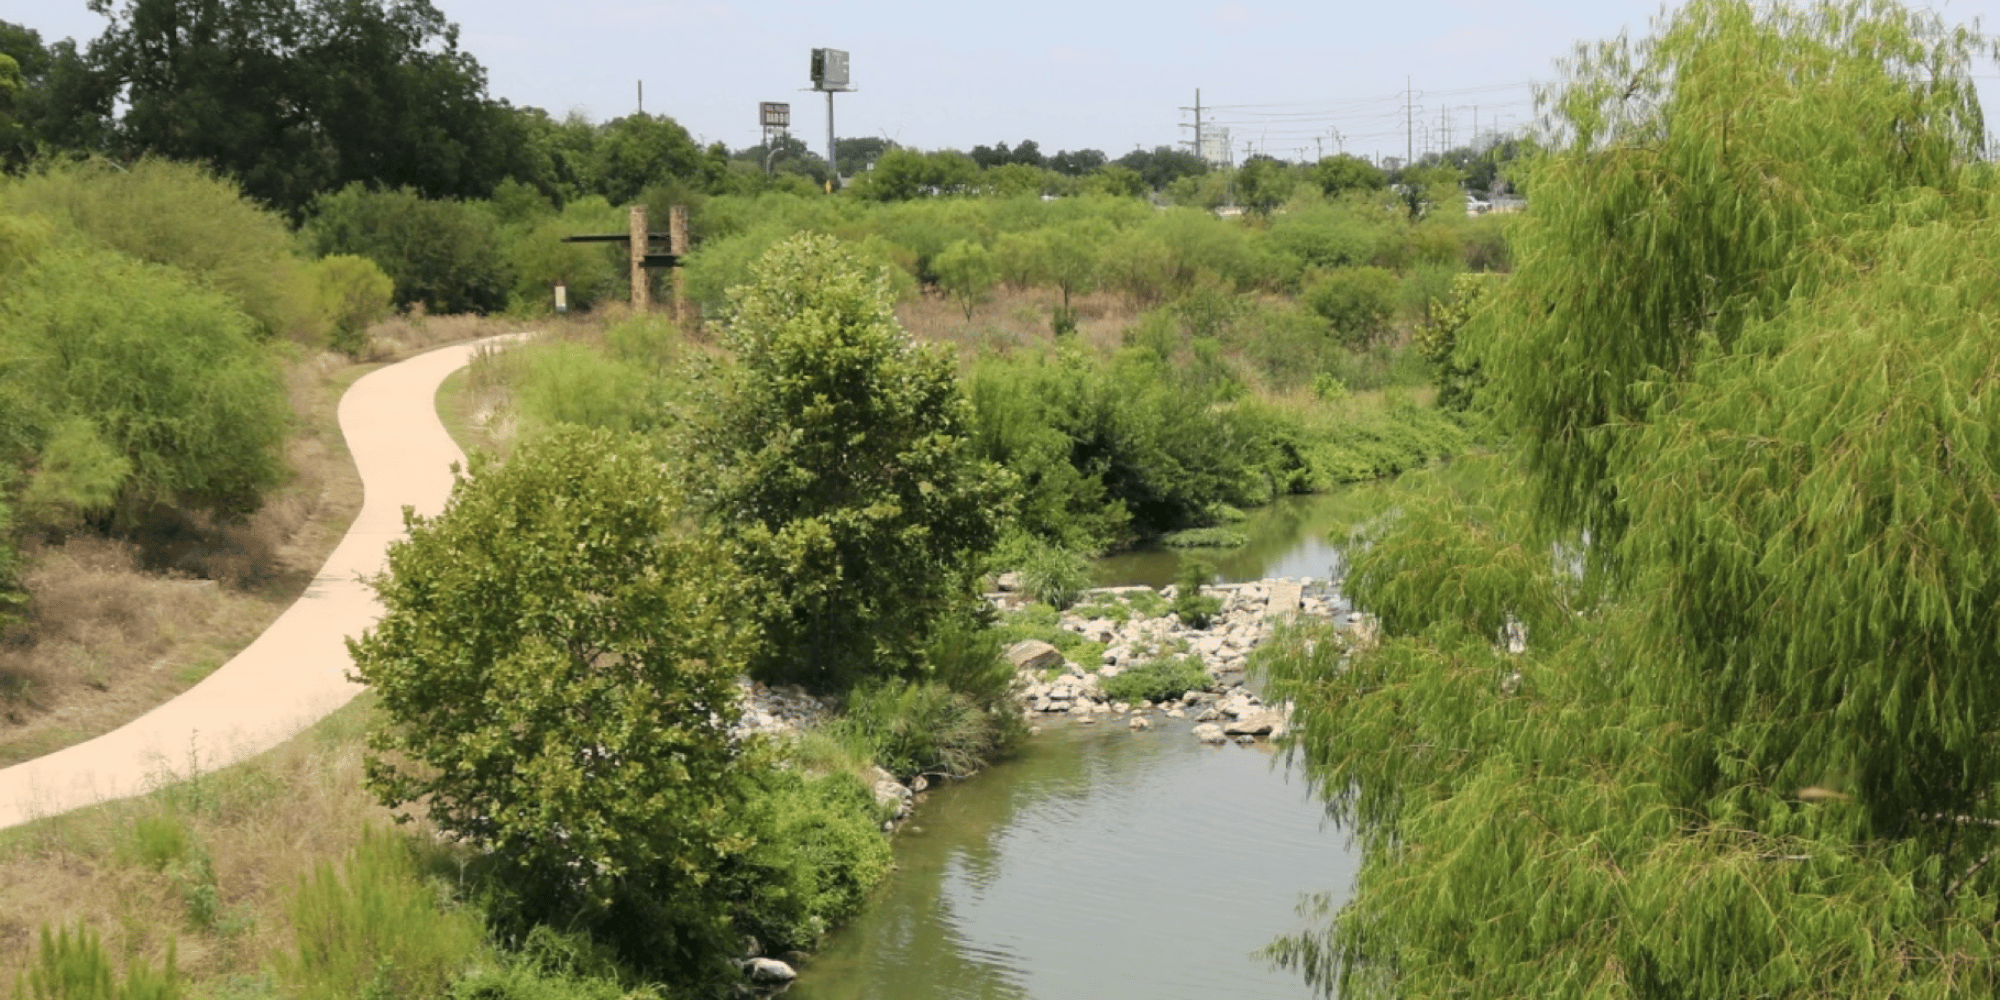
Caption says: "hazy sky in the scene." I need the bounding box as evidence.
[17,1,2000,163]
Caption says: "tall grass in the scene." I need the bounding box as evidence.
[15,922,179,1000]
[277,826,487,1000]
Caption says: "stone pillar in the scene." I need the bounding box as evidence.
[629,204,649,312]
[670,204,689,326]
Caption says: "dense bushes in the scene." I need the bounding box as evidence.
[1,248,290,523]
[306,185,509,315]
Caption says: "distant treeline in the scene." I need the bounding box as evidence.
[1,2,1528,219]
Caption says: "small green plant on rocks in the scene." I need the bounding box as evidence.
[1170,560,1223,630]
[1102,656,1211,705]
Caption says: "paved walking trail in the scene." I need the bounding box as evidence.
[0,337,514,830]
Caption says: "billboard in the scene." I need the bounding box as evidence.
[760,102,790,128]
[811,48,850,90]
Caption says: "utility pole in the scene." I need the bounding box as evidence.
[637,80,643,115]
[1178,88,1206,162]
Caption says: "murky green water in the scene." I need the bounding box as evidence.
[788,721,1357,1000]
[1091,490,1385,589]
[789,470,1492,999]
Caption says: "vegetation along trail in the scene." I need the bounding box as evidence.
[0,336,522,830]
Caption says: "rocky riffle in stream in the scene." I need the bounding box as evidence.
[1003,578,1363,745]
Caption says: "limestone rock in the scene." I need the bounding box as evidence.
[1224,712,1280,737]
[745,958,797,984]
[1129,716,1152,731]
[1007,640,1064,672]
[1193,722,1228,744]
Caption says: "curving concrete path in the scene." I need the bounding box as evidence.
[0,336,519,830]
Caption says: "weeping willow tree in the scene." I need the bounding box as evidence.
[1262,2,2000,996]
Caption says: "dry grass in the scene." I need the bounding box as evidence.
[895,286,1140,360]
[0,314,526,768]
[0,695,432,994]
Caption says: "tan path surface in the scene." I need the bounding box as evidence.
[0,336,517,830]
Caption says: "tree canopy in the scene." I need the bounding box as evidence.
[683,233,1013,691]
[349,425,756,971]
[1264,2,2000,996]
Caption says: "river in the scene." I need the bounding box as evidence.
[786,721,1359,1000]
[789,488,1398,999]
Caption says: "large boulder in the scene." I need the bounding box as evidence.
[1224,712,1281,737]
[1007,640,1064,672]
[1193,722,1228,745]
[745,958,798,984]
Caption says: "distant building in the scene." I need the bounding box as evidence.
[1198,128,1232,167]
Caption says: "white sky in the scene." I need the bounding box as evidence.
[15,0,2000,163]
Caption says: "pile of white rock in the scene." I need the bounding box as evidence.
[729,679,837,742]
[1005,578,1351,744]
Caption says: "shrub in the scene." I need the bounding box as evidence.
[3,158,323,342]
[1101,656,1211,704]
[1304,266,1400,349]
[1016,541,1092,610]
[311,254,394,355]
[723,766,894,953]
[838,678,1010,783]
[1171,560,1223,629]
[1,248,290,523]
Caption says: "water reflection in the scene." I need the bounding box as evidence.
[790,723,1358,1000]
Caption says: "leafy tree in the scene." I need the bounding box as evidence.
[306,184,509,314]
[1309,153,1386,196]
[1235,155,1297,213]
[1043,221,1107,314]
[683,233,1013,691]
[1084,164,1146,198]
[1412,270,1494,411]
[1049,147,1107,176]
[1265,3,2000,997]
[834,135,894,176]
[848,148,979,201]
[1113,145,1208,190]
[83,0,518,216]
[590,112,704,205]
[0,22,115,165]
[349,425,756,974]
[934,238,997,319]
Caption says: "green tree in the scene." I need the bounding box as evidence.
[1309,153,1387,197]
[684,233,1013,691]
[1084,164,1147,198]
[348,425,755,973]
[589,112,704,205]
[1235,155,1296,214]
[933,238,996,319]
[1265,3,2000,997]
[306,184,509,314]
[1113,145,1208,190]
[83,0,518,216]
